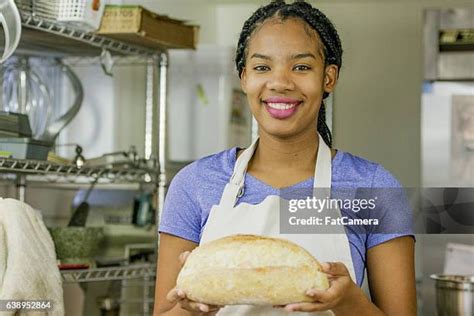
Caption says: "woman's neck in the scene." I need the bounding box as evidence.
[248,129,319,175]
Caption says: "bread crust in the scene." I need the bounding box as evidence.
[176,234,329,305]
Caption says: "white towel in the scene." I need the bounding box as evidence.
[0,198,64,316]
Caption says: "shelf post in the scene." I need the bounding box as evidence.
[16,175,26,202]
[155,51,169,248]
[144,58,155,160]
[143,273,151,315]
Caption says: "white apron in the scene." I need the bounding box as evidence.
[200,134,356,316]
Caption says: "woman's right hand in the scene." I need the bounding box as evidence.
[166,251,222,315]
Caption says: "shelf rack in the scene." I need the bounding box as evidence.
[1,5,172,315]
[61,264,156,315]
[0,157,157,184]
[2,7,170,209]
[16,9,162,57]
[61,263,156,283]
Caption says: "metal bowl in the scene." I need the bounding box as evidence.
[431,274,474,316]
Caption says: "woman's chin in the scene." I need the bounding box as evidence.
[259,125,302,139]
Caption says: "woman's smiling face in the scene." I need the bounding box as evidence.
[240,17,338,139]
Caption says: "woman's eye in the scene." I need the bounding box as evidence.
[253,65,270,72]
[293,65,311,71]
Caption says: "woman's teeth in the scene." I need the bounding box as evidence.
[266,103,296,110]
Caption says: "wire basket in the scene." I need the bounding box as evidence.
[15,0,106,31]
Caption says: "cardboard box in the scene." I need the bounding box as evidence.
[97,5,199,50]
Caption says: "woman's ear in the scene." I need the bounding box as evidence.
[240,67,247,93]
[323,64,339,93]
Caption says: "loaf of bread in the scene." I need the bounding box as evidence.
[176,234,329,306]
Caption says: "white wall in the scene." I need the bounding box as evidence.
[206,0,473,187]
[61,0,474,183]
[232,1,469,186]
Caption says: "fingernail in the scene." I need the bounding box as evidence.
[321,262,330,271]
[285,305,294,312]
[177,289,185,297]
[199,304,208,312]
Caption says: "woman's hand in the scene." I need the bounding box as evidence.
[166,251,223,315]
[282,262,368,314]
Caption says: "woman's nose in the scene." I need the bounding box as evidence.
[265,69,295,91]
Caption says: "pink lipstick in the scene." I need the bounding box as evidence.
[263,97,301,119]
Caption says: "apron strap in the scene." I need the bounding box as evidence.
[223,133,331,207]
[230,138,259,186]
[220,138,259,208]
[313,133,332,189]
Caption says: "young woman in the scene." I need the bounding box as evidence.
[154,1,416,315]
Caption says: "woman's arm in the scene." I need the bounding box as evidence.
[366,236,417,316]
[153,232,198,316]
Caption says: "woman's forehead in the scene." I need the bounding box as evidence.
[247,17,323,58]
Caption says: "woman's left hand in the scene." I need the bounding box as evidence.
[282,262,361,313]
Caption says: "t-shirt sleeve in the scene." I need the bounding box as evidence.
[366,165,415,249]
[158,164,202,243]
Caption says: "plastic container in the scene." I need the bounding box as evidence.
[17,0,106,31]
[0,137,52,160]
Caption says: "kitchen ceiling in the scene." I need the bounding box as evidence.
[152,0,424,4]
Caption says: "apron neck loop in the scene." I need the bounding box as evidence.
[227,133,332,206]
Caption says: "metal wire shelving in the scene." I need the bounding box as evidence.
[1,4,170,314]
[15,4,162,57]
[61,263,156,283]
[0,157,157,184]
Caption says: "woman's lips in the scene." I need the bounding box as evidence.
[263,101,301,119]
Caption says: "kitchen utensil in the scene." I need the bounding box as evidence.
[97,296,120,316]
[431,274,474,316]
[0,111,32,137]
[0,137,51,159]
[2,57,52,138]
[72,144,85,168]
[53,143,85,167]
[68,177,98,227]
[132,193,154,227]
[1,58,84,142]
[49,226,104,265]
[0,0,21,63]
[84,151,131,168]
[58,263,90,270]
[84,147,138,168]
[40,60,83,142]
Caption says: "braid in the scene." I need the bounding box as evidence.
[235,1,285,78]
[235,0,342,147]
[317,102,332,147]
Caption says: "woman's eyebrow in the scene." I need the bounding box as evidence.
[249,52,317,60]
[250,53,271,60]
[291,53,317,60]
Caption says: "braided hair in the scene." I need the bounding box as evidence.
[235,0,343,147]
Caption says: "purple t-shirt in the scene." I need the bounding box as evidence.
[159,147,414,286]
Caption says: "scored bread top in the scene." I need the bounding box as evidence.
[176,234,330,306]
[181,234,323,271]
